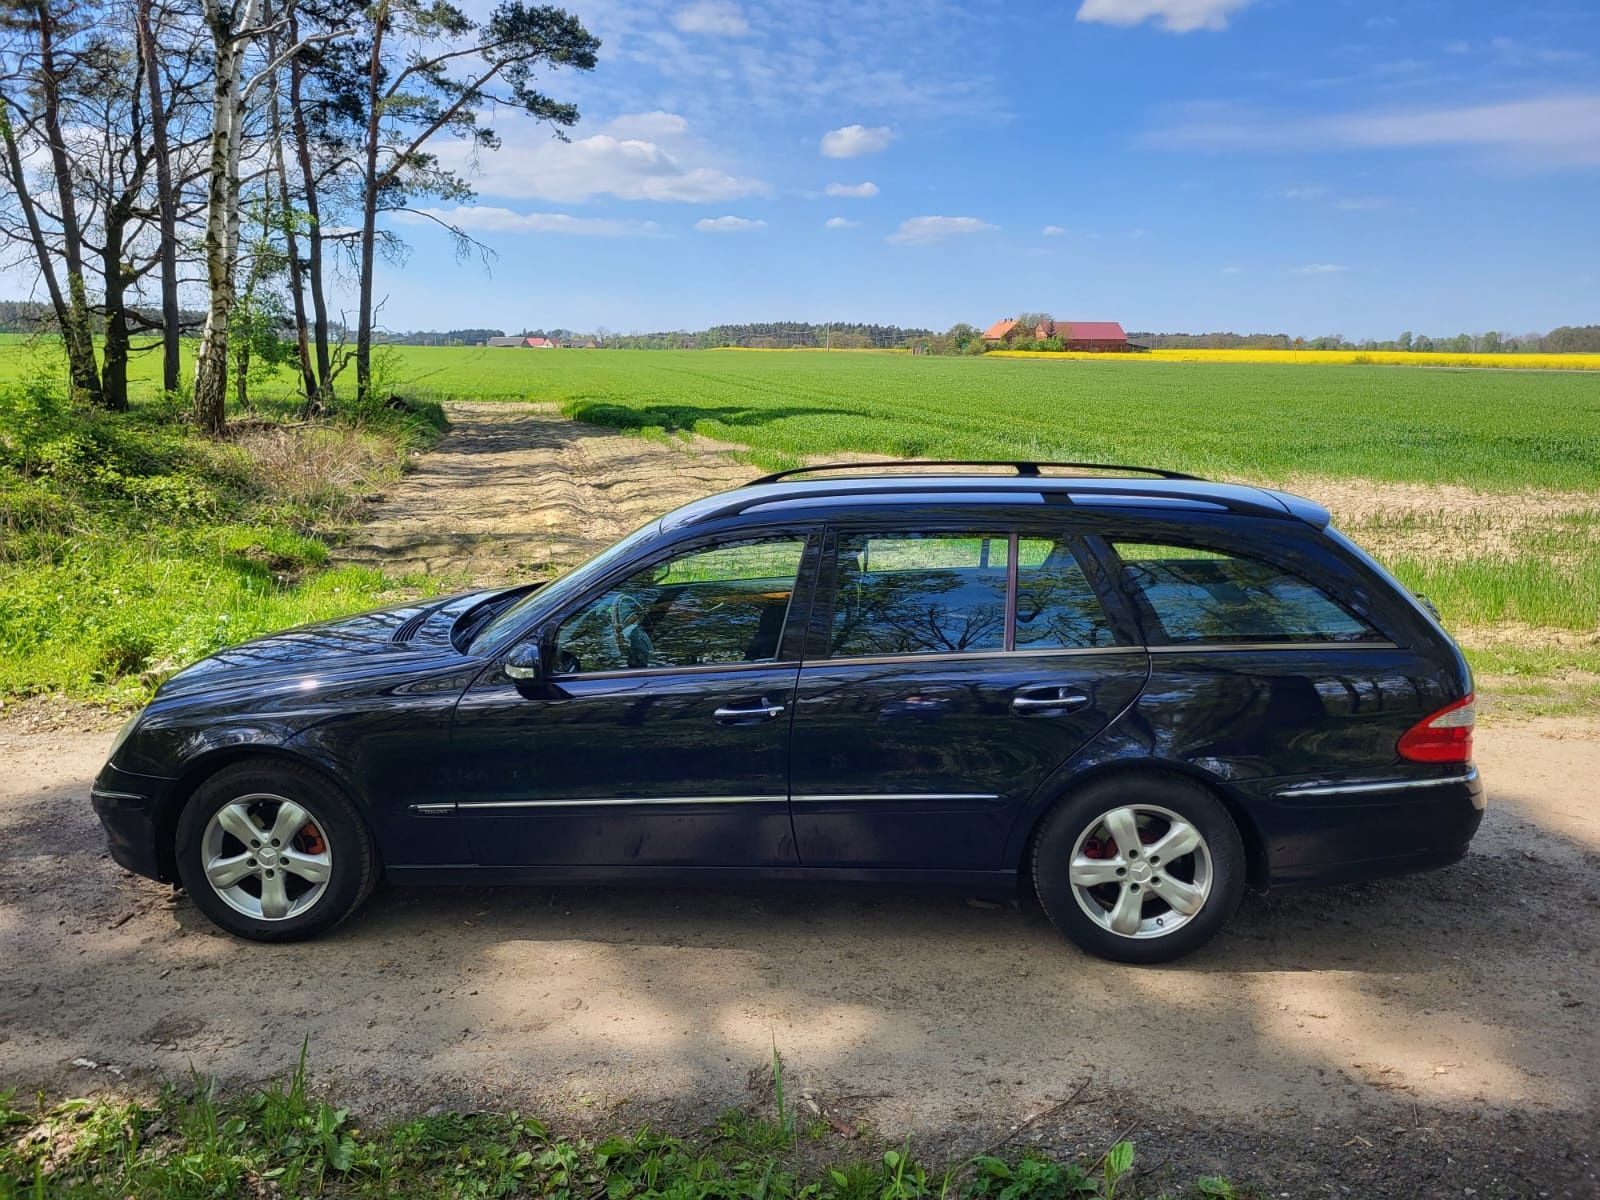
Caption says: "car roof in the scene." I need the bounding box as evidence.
[659,465,1332,532]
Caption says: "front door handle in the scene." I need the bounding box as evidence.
[713,698,786,725]
[1012,687,1090,715]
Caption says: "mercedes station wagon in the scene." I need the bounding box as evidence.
[93,462,1484,962]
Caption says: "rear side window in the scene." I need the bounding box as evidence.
[1112,541,1381,645]
[831,533,1007,657]
[1015,538,1118,649]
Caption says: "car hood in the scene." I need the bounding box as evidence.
[152,589,511,701]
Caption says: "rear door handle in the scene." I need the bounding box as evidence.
[713,698,786,725]
[1012,687,1089,715]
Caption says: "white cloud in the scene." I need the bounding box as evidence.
[1281,186,1326,200]
[604,111,690,139]
[1221,265,1241,274]
[395,207,662,237]
[432,113,768,204]
[1076,0,1255,34]
[696,215,766,232]
[824,216,860,229]
[825,180,879,198]
[671,1,748,36]
[1336,196,1394,211]
[821,124,893,158]
[1042,225,1066,236]
[1144,94,1600,169]
[887,215,996,245]
[1293,263,1349,275]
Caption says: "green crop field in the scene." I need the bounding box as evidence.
[5,339,1600,488]
[388,347,1600,489]
[3,339,1597,710]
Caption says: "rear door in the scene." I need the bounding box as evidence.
[787,523,1149,871]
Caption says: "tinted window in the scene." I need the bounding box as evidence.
[831,533,1007,658]
[554,537,806,673]
[1015,538,1118,649]
[1113,541,1380,645]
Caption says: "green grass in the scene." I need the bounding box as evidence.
[0,1058,1245,1200]
[5,341,1600,489]
[3,340,1597,705]
[0,378,446,704]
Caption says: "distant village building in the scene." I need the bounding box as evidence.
[485,335,559,348]
[981,318,1131,352]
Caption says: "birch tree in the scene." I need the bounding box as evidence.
[192,0,346,434]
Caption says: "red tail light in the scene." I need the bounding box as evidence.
[1397,694,1475,763]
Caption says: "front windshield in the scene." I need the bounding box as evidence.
[469,518,663,655]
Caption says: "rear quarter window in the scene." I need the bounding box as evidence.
[1112,541,1384,645]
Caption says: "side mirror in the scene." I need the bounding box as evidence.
[504,643,543,683]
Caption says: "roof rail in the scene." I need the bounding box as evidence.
[747,459,1203,486]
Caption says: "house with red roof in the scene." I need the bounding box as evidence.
[981,317,1131,352]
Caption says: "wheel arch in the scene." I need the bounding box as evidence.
[155,746,373,881]
[1016,759,1268,892]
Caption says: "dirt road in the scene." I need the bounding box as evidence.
[2,406,1596,1197]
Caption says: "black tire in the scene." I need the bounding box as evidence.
[1032,773,1245,964]
[175,758,378,942]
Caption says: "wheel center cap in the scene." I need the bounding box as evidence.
[257,847,280,867]
[1128,861,1153,884]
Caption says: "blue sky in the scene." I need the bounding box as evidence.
[384,0,1600,337]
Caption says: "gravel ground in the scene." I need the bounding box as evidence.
[1,407,1595,1197]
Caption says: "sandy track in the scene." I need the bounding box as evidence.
[334,402,752,582]
[2,408,1597,1197]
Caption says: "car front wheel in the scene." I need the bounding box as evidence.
[1032,774,1245,964]
[175,759,377,942]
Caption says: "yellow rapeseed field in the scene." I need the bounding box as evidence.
[991,348,1600,370]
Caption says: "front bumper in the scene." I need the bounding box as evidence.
[91,762,176,882]
[1252,766,1485,889]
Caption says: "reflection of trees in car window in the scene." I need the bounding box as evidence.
[555,538,806,674]
[831,534,1008,657]
[1115,542,1379,644]
[1015,539,1117,649]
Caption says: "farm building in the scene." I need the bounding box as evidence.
[485,335,559,348]
[981,318,1131,352]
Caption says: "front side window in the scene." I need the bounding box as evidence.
[830,533,1008,657]
[553,536,807,674]
[1112,541,1381,645]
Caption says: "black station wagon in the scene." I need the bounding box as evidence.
[93,462,1484,962]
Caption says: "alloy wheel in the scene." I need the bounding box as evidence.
[1068,803,1213,939]
[200,793,333,921]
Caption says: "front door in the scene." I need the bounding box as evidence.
[788,528,1150,871]
[451,532,816,867]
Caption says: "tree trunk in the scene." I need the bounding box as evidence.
[0,100,73,344]
[287,8,332,401]
[100,208,131,412]
[354,3,385,404]
[268,23,317,407]
[194,0,261,435]
[135,0,181,396]
[35,0,104,408]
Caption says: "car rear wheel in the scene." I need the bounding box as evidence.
[175,760,377,942]
[1032,774,1245,964]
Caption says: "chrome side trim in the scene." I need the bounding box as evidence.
[1274,768,1478,799]
[1148,641,1397,654]
[457,794,786,810]
[90,788,147,803]
[794,792,1002,804]
[409,803,456,816]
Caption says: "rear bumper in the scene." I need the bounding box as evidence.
[91,762,175,882]
[1251,766,1485,889]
